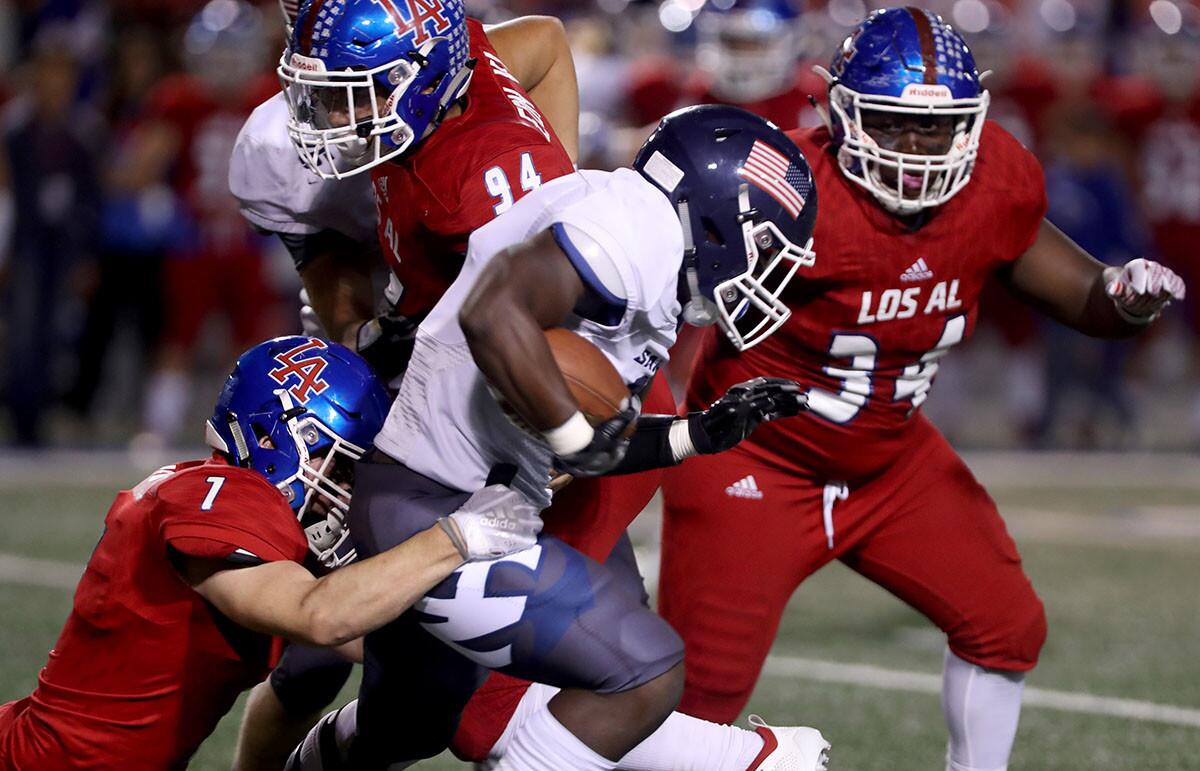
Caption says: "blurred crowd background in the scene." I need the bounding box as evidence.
[1,0,1198,455]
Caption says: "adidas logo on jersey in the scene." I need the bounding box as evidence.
[725,475,764,500]
[900,258,934,282]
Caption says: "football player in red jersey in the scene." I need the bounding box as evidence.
[659,9,1186,771]
[0,336,542,770]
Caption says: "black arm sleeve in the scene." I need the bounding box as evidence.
[277,229,363,273]
[605,414,682,476]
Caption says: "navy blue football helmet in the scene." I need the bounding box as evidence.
[819,7,989,213]
[696,0,803,102]
[634,104,817,351]
[206,337,391,567]
[279,0,473,179]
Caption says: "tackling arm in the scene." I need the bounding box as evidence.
[998,219,1183,338]
[486,16,580,163]
[185,525,461,648]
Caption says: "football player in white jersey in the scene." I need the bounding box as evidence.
[226,12,585,770]
[299,105,824,771]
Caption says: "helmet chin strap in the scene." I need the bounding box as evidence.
[677,199,717,326]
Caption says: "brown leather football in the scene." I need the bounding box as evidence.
[545,327,630,424]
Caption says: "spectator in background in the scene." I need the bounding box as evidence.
[1,25,100,446]
[132,0,283,452]
[1033,99,1146,447]
[63,26,180,431]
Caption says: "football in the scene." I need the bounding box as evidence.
[545,328,630,424]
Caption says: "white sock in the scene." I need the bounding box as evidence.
[494,706,618,771]
[618,711,763,771]
[942,648,1026,771]
[488,686,763,771]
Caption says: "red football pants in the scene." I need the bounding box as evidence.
[450,374,678,761]
[658,416,1046,723]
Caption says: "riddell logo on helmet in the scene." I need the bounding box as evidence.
[901,84,952,100]
[290,53,326,73]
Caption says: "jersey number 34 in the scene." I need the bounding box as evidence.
[807,315,966,423]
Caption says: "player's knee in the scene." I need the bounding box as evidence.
[620,661,685,732]
[597,609,685,695]
[951,590,1047,672]
[270,645,354,717]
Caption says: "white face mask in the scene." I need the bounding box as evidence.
[826,79,990,214]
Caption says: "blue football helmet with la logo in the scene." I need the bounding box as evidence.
[818,7,989,214]
[206,336,391,567]
[634,104,817,351]
[279,0,473,179]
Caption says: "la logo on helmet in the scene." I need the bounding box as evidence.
[269,340,331,403]
[370,0,450,46]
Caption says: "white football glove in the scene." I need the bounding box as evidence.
[299,288,327,338]
[439,484,543,562]
[1104,258,1186,324]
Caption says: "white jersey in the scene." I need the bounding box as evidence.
[228,93,376,242]
[375,168,684,508]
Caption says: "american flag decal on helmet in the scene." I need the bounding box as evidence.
[737,140,808,218]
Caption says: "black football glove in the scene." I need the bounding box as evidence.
[688,377,807,454]
[552,402,639,477]
[355,312,420,382]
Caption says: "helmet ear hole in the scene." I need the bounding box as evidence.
[701,216,725,246]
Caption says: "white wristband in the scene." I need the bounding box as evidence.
[543,411,594,455]
[668,418,697,462]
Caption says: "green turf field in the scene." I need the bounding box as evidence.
[1,452,1198,770]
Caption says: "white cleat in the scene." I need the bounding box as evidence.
[745,714,831,771]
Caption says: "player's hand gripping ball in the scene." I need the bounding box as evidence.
[1104,258,1186,324]
[543,328,638,477]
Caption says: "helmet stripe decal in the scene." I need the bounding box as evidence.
[298,0,328,54]
[906,7,939,85]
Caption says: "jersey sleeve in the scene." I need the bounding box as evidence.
[451,143,577,235]
[229,95,378,242]
[988,122,1048,261]
[549,170,684,317]
[155,469,307,565]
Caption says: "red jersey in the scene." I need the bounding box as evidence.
[626,57,824,130]
[687,122,1046,480]
[371,18,576,318]
[0,458,307,770]
[144,72,278,257]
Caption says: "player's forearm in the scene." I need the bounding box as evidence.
[296,525,461,646]
[298,248,376,344]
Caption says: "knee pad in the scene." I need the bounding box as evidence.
[271,644,354,717]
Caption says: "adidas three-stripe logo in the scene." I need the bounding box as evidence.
[900,258,934,282]
[725,475,764,500]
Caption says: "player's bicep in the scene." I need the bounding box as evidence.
[1001,219,1108,325]
[188,558,319,639]
[462,229,585,332]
